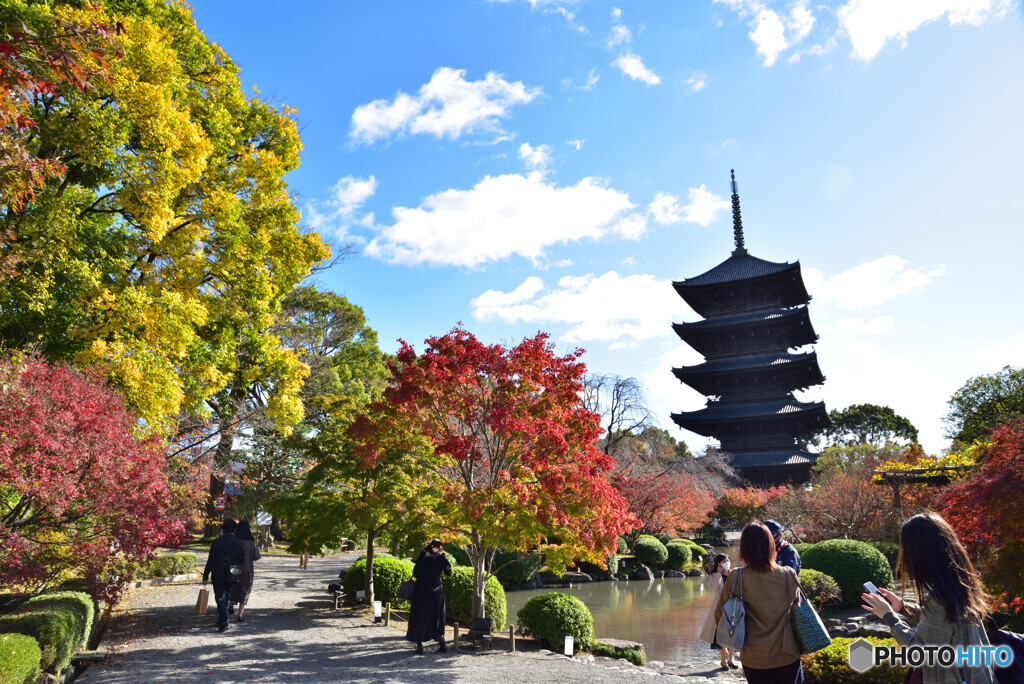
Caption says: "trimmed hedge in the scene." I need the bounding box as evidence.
[801,540,893,608]
[139,552,197,580]
[798,569,842,610]
[633,537,669,568]
[443,543,472,567]
[869,541,900,571]
[516,592,593,652]
[801,636,908,683]
[342,555,414,607]
[792,542,815,557]
[0,633,41,684]
[577,553,618,577]
[681,539,709,561]
[442,567,506,632]
[493,550,541,585]
[0,591,94,675]
[616,536,629,555]
[652,533,675,546]
[665,542,692,570]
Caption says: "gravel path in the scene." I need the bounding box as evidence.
[80,551,746,684]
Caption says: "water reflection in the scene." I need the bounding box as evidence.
[505,576,720,665]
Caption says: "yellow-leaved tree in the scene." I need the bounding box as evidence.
[0,0,330,436]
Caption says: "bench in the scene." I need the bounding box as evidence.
[467,617,493,649]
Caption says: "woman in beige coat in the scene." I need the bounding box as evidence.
[715,522,802,684]
[700,553,738,669]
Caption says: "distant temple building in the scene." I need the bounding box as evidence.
[671,172,829,485]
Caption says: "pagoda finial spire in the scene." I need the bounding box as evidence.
[731,169,747,256]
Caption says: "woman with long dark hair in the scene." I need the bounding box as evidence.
[230,520,261,622]
[861,512,995,684]
[715,522,802,683]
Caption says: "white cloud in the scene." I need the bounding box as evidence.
[970,333,1024,368]
[519,142,552,171]
[803,255,945,310]
[838,0,1009,62]
[471,271,686,344]
[614,213,649,240]
[790,1,816,42]
[612,52,661,85]
[687,72,709,92]
[622,255,636,266]
[611,7,622,20]
[833,316,895,336]
[648,186,731,227]
[305,175,377,239]
[582,69,600,91]
[365,172,637,267]
[608,24,632,47]
[350,67,541,144]
[567,139,584,151]
[749,9,788,66]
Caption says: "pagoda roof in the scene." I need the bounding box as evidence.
[671,398,828,436]
[675,254,800,289]
[728,450,818,468]
[675,306,809,332]
[674,351,819,378]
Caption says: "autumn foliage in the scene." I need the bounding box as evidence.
[351,326,637,618]
[612,471,714,543]
[713,486,786,527]
[0,357,188,601]
[938,418,1024,604]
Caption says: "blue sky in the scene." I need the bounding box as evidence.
[191,0,1024,454]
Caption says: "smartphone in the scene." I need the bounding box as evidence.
[863,581,879,594]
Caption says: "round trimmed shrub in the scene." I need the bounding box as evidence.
[682,539,709,561]
[798,569,842,610]
[869,541,899,571]
[0,592,93,675]
[792,542,815,557]
[442,543,472,567]
[665,541,692,570]
[516,592,594,652]
[441,566,506,632]
[493,550,541,585]
[616,536,629,555]
[652,532,675,546]
[140,551,197,580]
[801,540,893,608]
[801,636,907,683]
[342,555,414,606]
[633,537,669,568]
[0,633,41,684]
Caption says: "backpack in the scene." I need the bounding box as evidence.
[716,568,745,651]
[989,629,1024,684]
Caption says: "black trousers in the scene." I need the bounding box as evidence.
[742,659,804,684]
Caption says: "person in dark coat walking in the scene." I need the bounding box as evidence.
[763,519,801,572]
[229,520,261,622]
[203,518,245,632]
[406,539,452,654]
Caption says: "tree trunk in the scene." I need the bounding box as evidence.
[270,515,284,541]
[471,530,487,621]
[202,473,223,538]
[364,527,376,606]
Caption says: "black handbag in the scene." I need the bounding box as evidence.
[791,575,831,654]
[399,579,415,600]
[228,564,242,583]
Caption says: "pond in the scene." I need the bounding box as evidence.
[505,575,724,665]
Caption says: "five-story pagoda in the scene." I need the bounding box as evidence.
[671,172,829,485]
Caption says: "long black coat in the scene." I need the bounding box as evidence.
[230,539,261,604]
[406,550,452,643]
[202,532,244,587]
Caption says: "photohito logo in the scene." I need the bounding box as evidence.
[848,638,1015,673]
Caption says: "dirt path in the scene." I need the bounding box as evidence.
[80,552,745,683]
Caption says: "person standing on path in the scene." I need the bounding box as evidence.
[406,538,452,655]
[763,519,800,573]
[716,522,802,684]
[203,518,245,632]
[701,553,738,670]
[230,520,261,622]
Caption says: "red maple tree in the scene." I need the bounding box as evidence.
[938,418,1024,607]
[612,470,715,545]
[351,326,637,619]
[712,486,787,528]
[0,357,187,601]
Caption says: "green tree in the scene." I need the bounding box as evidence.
[944,366,1024,449]
[818,404,918,448]
[0,0,329,434]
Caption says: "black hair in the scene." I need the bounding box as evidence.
[713,553,729,572]
[222,518,237,534]
[236,520,255,542]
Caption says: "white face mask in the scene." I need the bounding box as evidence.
[720,560,731,572]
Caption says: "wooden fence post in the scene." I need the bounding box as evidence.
[385,602,391,627]
[509,625,515,652]
[453,622,460,650]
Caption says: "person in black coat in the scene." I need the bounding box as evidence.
[203,518,245,632]
[406,539,453,654]
[763,519,801,572]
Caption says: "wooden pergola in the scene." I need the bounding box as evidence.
[872,465,979,515]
